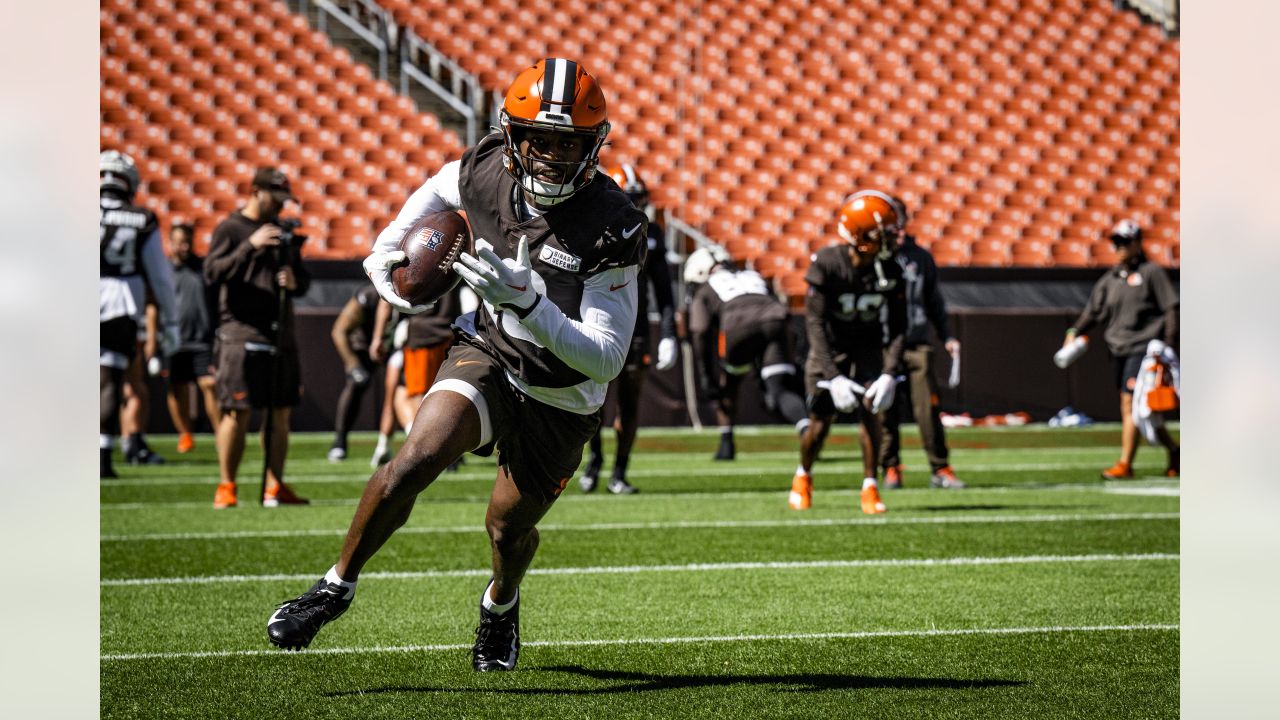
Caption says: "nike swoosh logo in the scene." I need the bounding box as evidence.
[621,223,643,239]
[268,609,288,626]
[609,282,630,291]
[455,360,483,367]
[505,284,527,292]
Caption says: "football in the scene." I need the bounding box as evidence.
[390,210,471,306]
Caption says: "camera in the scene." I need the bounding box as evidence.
[276,218,306,247]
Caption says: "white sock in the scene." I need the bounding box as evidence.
[403,422,412,435]
[323,565,357,600]
[481,581,518,615]
[100,434,113,450]
[862,477,878,490]
[375,433,389,453]
[795,465,809,477]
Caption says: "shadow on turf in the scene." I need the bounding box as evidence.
[914,504,1095,513]
[324,665,1023,696]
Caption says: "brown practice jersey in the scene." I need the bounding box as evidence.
[406,284,464,349]
[457,134,647,395]
[803,245,908,380]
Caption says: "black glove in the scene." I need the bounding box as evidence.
[347,366,371,387]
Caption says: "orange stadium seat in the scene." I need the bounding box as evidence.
[105,0,1177,275]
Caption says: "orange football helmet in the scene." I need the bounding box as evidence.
[604,163,649,209]
[499,58,610,205]
[838,190,903,259]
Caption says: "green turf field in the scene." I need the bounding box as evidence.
[101,424,1178,719]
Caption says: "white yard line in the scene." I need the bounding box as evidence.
[101,552,1178,587]
[100,622,1178,662]
[100,511,1179,542]
[100,480,1181,510]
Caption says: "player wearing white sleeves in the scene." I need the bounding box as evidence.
[99,150,179,479]
[266,59,646,673]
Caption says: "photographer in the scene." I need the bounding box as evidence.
[205,167,311,508]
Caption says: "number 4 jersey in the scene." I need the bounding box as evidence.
[803,245,908,380]
[100,195,176,325]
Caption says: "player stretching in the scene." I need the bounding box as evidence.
[266,59,645,672]
[791,191,907,514]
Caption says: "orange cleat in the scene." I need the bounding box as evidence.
[177,433,195,454]
[1101,461,1133,480]
[861,482,886,515]
[264,482,310,508]
[884,465,904,490]
[788,470,812,510]
[213,481,238,509]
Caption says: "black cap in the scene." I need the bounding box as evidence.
[251,167,296,201]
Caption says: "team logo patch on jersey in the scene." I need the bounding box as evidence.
[539,245,582,272]
[414,227,444,251]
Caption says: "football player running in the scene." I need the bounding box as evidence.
[578,163,678,494]
[684,245,809,461]
[99,150,180,478]
[791,191,908,514]
[267,59,646,673]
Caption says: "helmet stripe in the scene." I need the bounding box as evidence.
[540,58,578,116]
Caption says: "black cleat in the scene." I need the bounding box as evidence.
[607,475,638,495]
[267,578,353,650]
[100,448,117,479]
[472,595,520,671]
[713,434,736,461]
[578,454,602,493]
[126,442,165,466]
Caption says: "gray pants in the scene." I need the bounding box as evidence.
[880,345,950,471]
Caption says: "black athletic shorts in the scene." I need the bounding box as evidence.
[429,340,601,503]
[1114,352,1146,393]
[169,348,215,384]
[804,347,883,417]
[100,316,139,364]
[216,340,302,410]
[720,317,791,375]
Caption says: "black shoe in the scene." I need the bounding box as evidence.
[472,595,520,671]
[713,435,735,461]
[578,454,602,493]
[100,448,117,479]
[267,578,353,650]
[607,476,638,495]
[127,443,165,466]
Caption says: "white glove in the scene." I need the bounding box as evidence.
[866,373,898,414]
[656,336,678,371]
[363,250,434,315]
[828,375,860,413]
[945,338,961,389]
[1053,336,1089,368]
[147,356,164,377]
[392,319,409,349]
[159,323,181,358]
[453,236,540,316]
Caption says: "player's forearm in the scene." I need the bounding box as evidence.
[804,293,839,378]
[203,236,255,285]
[517,267,639,383]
